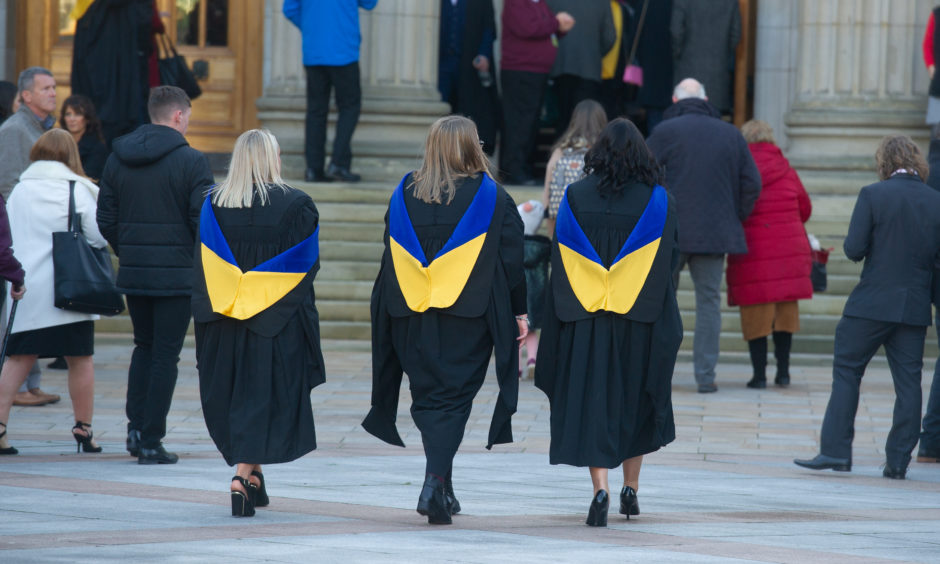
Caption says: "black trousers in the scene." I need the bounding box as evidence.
[304,62,362,172]
[553,74,600,135]
[820,316,925,469]
[499,69,548,181]
[125,295,192,449]
[921,316,940,451]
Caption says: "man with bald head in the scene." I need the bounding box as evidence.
[647,78,761,393]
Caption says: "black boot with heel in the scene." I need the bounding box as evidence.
[746,336,768,389]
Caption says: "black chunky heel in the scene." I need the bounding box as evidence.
[251,470,269,507]
[231,476,256,517]
[72,421,102,453]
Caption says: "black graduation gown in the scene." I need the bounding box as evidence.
[535,176,682,468]
[363,174,526,457]
[192,187,325,466]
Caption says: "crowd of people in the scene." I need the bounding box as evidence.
[0,0,938,531]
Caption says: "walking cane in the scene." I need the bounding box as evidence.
[0,299,18,360]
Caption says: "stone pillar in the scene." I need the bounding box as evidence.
[781,0,932,171]
[257,0,449,180]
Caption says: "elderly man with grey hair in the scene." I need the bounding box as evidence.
[646,77,761,393]
[0,66,59,407]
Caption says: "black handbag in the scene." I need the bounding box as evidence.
[157,34,202,100]
[52,181,125,316]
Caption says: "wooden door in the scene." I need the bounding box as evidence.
[17,0,263,154]
[733,0,757,126]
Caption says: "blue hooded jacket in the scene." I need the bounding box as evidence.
[283,0,378,66]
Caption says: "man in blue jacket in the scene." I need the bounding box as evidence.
[284,0,378,183]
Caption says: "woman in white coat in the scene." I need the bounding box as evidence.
[0,129,109,454]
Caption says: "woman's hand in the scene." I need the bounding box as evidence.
[516,315,529,341]
[10,284,25,300]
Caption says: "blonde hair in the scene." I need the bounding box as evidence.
[212,129,288,208]
[875,135,929,181]
[30,129,86,177]
[411,115,495,204]
[740,119,776,145]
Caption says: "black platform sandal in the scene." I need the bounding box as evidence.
[72,421,102,454]
[0,422,17,455]
[251,470,269,507]
[231,476,256,517]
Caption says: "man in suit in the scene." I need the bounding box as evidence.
[795,135,940,479]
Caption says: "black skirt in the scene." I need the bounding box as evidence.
[7,321,95,357]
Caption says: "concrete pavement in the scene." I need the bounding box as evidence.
[0,337,938,563]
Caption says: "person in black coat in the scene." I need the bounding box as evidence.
[192,129,324,517]
[71,0,156,146]
[438,0,500,155]
[646,78,760,393]
[97,86,214,465]
[921,135,940,464]
[364,115,526,525]
[628,0,673,133]
[59,94,109,181]
[795,136,940,479]
[536,118,681,527]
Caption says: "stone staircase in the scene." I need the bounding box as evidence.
[96,167,939,365]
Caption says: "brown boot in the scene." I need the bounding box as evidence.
[29,388,60,405]
[13,391,47,406]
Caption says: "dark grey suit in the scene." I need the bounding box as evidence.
[820,173,940,469]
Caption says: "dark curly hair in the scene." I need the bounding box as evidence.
[583,118,664,194]
[59,94,105,143]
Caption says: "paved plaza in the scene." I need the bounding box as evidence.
[0,337,938,563]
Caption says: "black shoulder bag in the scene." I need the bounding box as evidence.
[52,181,125,316]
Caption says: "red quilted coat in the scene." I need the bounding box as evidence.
[726,142,813,306]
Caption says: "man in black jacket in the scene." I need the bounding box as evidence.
[646,78,760,393]
[97,86,214,465]
[795,136,940,479]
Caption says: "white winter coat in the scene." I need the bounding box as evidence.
[7,160,108,333]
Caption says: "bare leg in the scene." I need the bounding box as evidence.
[0,355,38,426]
[250,464,263,488]
[622,455,643,492]
[232,463,254,493]
[589,466,609,494]
[65,356,95,424]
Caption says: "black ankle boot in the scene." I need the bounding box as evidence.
[416,474,452,525]
[773,331,792,386]
[747,337,767,389]
[444,471,460,515]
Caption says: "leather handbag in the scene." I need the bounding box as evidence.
[157,33,202,100]
[622,0,649,86]
[52,181,125,316]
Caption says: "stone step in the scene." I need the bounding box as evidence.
[318,260,380,281]
[320,241,384,262]
[316,280,375,301]
[316,202,387,223]
[320,221,384,243]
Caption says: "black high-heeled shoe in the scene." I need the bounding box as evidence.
[619,486,640,519]
[72,421,102,454]
[0,422,17,455]
[416,474,452,525]
[231,476,256,517]
[586,489,609,527]
[251,470,269,507]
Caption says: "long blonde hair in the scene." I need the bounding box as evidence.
[411,115,495,204]
[30,129,87,177]
[212,128,287,208]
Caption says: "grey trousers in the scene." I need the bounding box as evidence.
[821,316,925,469]
[674,253,725,386]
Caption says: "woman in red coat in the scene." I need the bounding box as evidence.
[727,120,812,389]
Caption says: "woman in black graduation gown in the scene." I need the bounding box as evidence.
[192,129,324,517]
[364,115,526,525]
[535,118,682,527]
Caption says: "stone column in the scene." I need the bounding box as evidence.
[257,0,449,179]
[781,0,932,171]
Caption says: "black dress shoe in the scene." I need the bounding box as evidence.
[746,377,767,389]
[126,429,141,457]
[327,163,361,182]
[793,453,851,472]
[305,168,333,183]
[416,474,452,525]
[445,475,461,515]
[586,489,609,527]
[619,486,640,519]
[882,464,907,479]
[775,373,791,387]
[138,444,179,465]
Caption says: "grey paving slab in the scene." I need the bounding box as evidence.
[0,340,938,563]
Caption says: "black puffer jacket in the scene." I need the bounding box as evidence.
[97,124,214,296]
